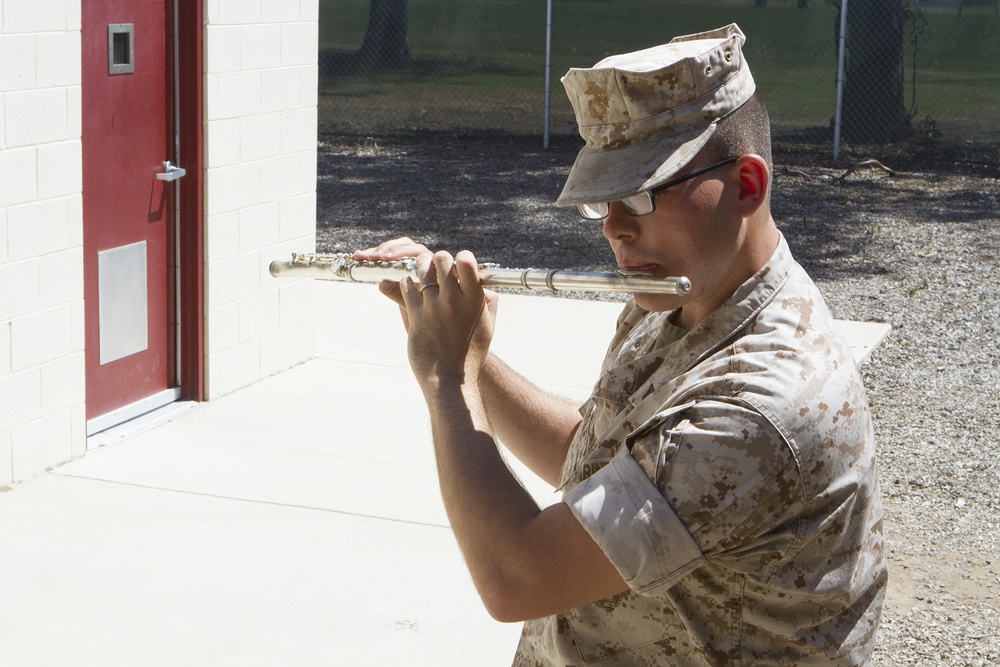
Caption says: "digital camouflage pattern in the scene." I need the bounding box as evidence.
[513,235,887,666]
[557,24,756,207]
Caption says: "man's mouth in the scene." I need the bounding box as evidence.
[617,262,659,277]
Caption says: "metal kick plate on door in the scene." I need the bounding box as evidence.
[98,241,148,364]
[108,23,135,75]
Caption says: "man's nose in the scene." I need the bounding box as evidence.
[602,204,638,242]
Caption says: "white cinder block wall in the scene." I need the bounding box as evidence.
[204,0,318,399]
[0,1,86,486]
[1,0,320,486]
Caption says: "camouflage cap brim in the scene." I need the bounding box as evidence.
[555,122,717,207]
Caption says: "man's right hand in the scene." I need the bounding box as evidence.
[354,237,433,323]
[353,236,431,263]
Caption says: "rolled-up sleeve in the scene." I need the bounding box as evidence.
[564,446,705,597]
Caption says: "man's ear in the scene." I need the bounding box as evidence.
[736,155,770,216]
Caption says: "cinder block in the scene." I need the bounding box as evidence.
[280,22,318,67]
[207,301,240,354]
[239,288,280,341]
[6,196,71,261]
[206,118,241,168]
[38,246,82,308]
[216,70,261,119]
[214,252,261,305]
[217,0,262,26]
[207,210,241,261]
[207,161,261,214]
[0,34,36,91]
[67,193,83,249]
[0,369,43,431]
[205,73,221,120]
[300,65,318,108]
[66,85,82,139]
[279,191,317,242]
[36,32,81,88]
[300,0,320,23]
[4,88,68,148]
[10,304,73,372]
[2,0,67,34]
[240,25,282,71]
[37,140,82,200]
[11,409,73,483]
[0,257,41,320]
[69,403,86,459]
[261,68,301,113]
[259,151,316,202]
[0,146,38,207]
[0,209,7,263]
[0,321,10,377]
[71,299,84,352]
[259,318,314,378]
[262,3,302,23]
[66,0,82,31]
[205,25,242,74]
[0,431,12,487]
[278,277,313,328]
[40,351,85,413]
[240,113,281,162]
[280,107,317,154]
[206,339,260,399]
[239,201,280,254]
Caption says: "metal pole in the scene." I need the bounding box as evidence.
[833,0,849,160]
[543,0,553,149]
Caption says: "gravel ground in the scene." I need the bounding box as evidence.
[317,133,1000,665]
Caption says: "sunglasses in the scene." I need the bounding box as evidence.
[575,157,740,221]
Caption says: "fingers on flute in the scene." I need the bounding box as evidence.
[454,250,482,296]
[414,251,438,289]
[354,236,429,261]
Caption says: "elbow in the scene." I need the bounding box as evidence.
[481,593,532,624]
[477,575,550,624]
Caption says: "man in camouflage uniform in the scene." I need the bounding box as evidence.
[359,23,886,666]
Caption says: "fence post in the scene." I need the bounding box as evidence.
[833,0,849,160]
[544,0,553,148]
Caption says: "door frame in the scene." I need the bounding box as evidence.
[175,0,204,402]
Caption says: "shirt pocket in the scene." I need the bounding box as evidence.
[567,591,689,663]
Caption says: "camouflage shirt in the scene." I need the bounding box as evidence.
[514,235,886,666]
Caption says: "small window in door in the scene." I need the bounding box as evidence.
[108,24,135,75]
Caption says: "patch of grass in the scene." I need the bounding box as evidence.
[319,0,999,144]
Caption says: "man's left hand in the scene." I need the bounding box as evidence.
[400,250,497,390]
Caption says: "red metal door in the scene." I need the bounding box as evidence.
[82,0,176,430]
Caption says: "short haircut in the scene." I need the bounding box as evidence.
[704,91,773,172]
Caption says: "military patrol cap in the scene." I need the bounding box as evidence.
[557,24,756,207]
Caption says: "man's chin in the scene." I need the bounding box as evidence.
[633,293,684,314]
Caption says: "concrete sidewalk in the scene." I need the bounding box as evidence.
[0,282,890,666]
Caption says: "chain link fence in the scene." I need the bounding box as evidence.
[319,0,999,163]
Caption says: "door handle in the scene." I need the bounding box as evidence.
[156,161,187,181]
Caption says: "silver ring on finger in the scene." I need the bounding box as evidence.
[419,282,439,293]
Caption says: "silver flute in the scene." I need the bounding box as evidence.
[269,253,692,295]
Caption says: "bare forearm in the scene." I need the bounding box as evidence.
[423,381,549,608]
[478,353,582,487]
[422,378,627,622]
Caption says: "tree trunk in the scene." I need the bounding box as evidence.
[841,0,910,143]
[358,0,410,71]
